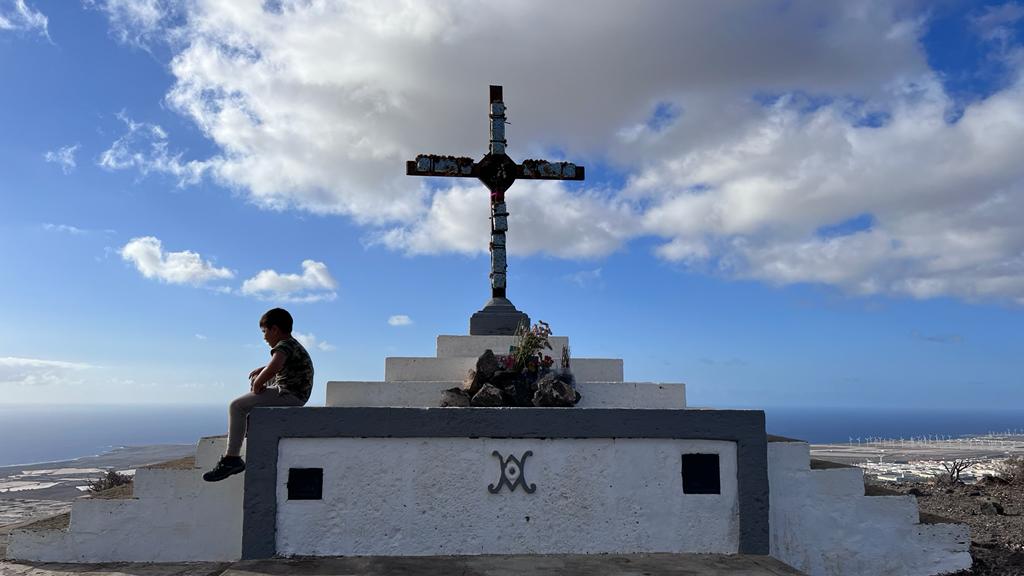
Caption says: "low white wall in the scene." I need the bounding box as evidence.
[276,437,738,556]
[768,441,972,576]
[325,381,686,408]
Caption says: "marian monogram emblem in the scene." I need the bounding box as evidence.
[487,450,536,494]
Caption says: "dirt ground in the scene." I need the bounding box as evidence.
[868,475,1024,576]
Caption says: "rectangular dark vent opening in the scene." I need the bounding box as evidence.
[681,453,720,494]
[287,467,323,500]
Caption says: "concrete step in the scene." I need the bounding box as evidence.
[766,440,811,472]
[806,467,865,497]
[133,467,202,499]
[385,357,624,383]
[436,335,570,359]
[12,479,245,562]
[326,380,686,408]
[196,436,246,470]
[11,513,241,562]
[767,438,971,575]
[8,447,246,563]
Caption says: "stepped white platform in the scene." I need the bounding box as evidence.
[767,439,970,576]
[7,334,971,576]
[329,334,683,409]
[8,436,245,562]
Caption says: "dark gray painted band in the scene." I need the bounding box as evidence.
[241,407,768,559]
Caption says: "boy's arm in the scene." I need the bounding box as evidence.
[251,350,287,394]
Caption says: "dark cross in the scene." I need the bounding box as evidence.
[406,85,585,335]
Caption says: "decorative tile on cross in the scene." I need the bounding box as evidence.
[406,85,586,335]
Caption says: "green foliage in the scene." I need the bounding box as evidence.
[87,469,133,493]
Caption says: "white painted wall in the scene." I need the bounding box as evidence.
[767,441,972,576]
[325,381,686,408]
[276,437,738,557]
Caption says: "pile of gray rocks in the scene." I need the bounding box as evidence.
[440,349,580,408]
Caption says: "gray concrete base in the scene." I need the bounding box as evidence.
[469,297,529,335]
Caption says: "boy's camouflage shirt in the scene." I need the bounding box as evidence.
[270,337,314,404]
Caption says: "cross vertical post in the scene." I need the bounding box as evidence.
[406,85,585,335]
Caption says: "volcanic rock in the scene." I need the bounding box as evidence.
[476,350,500,382]
[471,383,505,407]
[440,387,471,407]
[981,499,1005,516]
[491,370,531,407]
[533,372,580,407]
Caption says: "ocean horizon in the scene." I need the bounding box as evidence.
[2,404,1023,467]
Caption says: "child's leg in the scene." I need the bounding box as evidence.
[226,390,304,457]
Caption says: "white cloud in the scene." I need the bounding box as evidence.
[0,0,49,38]
[241,260,337,303]
[43,223,86,235]
[293,331,336,352]
[158,1,923,222]
[972,2,1024,49]
[121,236,234,286]
[377,181,638,258]
[43,223,116,236]
[387,315,412,326]
[83,0,175,49]
[98,112,213,185]
[43,144,80,174]
[194,333,207,340]
[104,1,1024,304]
[0,357,94,387]
[563,268,602,288]
[634,75,1024,303]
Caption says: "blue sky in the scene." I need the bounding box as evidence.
[1,0,1022,409]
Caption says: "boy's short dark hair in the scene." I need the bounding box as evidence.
[259,308,293,334]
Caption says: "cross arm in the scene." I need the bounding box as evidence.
[406,154,477,177]
[517,159,585,181]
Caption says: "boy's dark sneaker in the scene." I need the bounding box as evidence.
[203,456,245,482]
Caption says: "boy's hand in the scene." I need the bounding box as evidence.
[248,351,285,395]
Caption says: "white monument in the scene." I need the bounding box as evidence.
[7,86,972,576]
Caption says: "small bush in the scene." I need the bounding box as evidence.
[998,456,1024,483]
[87,469,133,493]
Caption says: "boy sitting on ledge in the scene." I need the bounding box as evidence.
[204,307,314,482]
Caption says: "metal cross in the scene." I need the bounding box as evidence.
[406,85,585,335]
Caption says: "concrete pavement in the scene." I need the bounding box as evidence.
[0,554,805,575]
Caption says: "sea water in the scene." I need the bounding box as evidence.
[1,404,1024,466]
[0,404,225,467]
[763,406,1024,444]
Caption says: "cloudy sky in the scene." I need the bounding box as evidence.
[1,0,1022,408]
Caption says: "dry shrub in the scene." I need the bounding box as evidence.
[87,469,132,493]
[998,456,1024,483]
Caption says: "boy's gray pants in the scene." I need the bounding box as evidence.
[227,388,304,456]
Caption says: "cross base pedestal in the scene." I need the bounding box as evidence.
[469,297,530,335]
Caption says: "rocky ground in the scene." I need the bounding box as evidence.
[867,474,1024,576]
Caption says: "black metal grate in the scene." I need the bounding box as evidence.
[681,453,721,494]
[287,468,323,500]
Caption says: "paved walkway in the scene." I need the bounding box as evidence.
[0,554,805,575]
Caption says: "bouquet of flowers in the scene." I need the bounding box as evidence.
[509,320,553,374]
